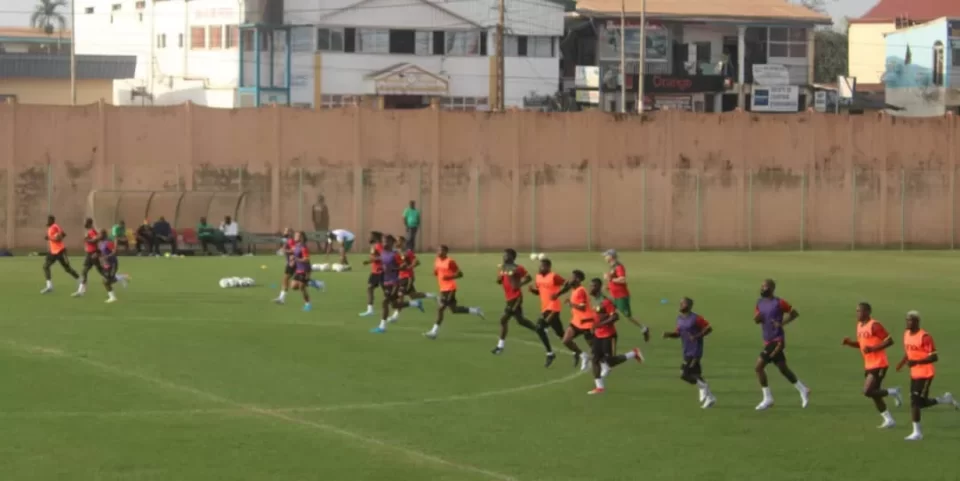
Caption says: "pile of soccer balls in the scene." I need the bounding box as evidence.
[219,277,256,288]
[312,263,352,273]
[529,253,548,261]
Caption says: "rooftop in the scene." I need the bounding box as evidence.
[850,0,960,24]
[574,0,831,24]
[0,54,135,80]
[0,27,72,43]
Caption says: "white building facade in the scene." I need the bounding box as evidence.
[73,0,564,109]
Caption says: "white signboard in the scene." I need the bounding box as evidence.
[575,66,600,89]
[751,85,799,112]
[752,64,789,86]
[814,91,827,112]
[575,90,600,104]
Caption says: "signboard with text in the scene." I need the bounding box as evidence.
[643,75,725,94]
[751,85,799,112]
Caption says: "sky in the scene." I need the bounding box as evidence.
[0,0,880,30]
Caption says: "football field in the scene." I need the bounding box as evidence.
[1,251,958,481]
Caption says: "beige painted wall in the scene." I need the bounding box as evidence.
[848,23,896,84]
[0,78,113,105]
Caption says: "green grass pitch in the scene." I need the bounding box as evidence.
[0,251,958,481]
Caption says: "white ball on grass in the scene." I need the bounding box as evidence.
[218,278,230,289]
[529,253,538,261]
[317,263,331,272]
[331,263,343,272]
[537,253,547,261]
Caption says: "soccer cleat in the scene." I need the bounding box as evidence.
[942,392,959,409]
[702,395,716,409]
[878,419,896,429]
[308,279,325,291]
[799,388,811,408]
[71,291,84,298]
[890,387,903,408]
[580,353,591,372]
[387,311,400,323]
[118,275,129,288]
[491,346,504,355]
[370,327,386,334]
[40,287,53,294]
[642,326,650,343]
[302,303,312,312]
[572,352,581,369]
[359,309,375,317]
[905,432,923,441]
[544,353,556,368]
[105,297,117,304]
[600,364,611,378]
[412,300,425,313]
[587,388,605,395]
[423,331,438,340]
[698,389,707,403]
[273,298,285,305]
[474,308,486,320]
[632,347,644,363]
[755,399,774,411]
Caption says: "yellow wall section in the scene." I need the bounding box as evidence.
[0,78,113,105]
[848,23,896,84]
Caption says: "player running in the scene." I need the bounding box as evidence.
[359,231,385,317]
[371,235,423,333]
[753,278,810,411]
[386,235,436,324]
[663,297,716,408]
[602,250,650,342]
[289,231,313,312]
[96,229,128,303]
[273,228,297,304]
[841,302,902,428]
[588,281,644,395]
[896,310,959,441]
[73,218,104,297]
[492,248,540,355]
[41,215,80,294]
[552,270,594,371]
[325,228,355,265]
[529,258,570,367]
[423,245,484,339]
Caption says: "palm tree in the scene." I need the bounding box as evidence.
[30,0,68,36]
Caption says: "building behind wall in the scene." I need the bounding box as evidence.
[73,0,564,109]
[882,17,960,116]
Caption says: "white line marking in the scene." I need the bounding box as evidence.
[0,337,583,481]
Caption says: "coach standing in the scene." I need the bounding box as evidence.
[402,200,420,251]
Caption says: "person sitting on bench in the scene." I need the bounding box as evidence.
[152,216,178,255]
[198,217,225,255]
[111,220,130,252]
[220,215,240,255]
[135,220,154,255]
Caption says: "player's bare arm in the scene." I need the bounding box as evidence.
[662,330,680,339]
[694,325,714,339]
[783,309,799,325]
[519,273,533,287]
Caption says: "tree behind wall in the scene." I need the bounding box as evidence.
[814,30,848,83]
[30,0,67,35]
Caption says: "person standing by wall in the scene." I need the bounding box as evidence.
[312,195,330,252]
[402,200,420,251]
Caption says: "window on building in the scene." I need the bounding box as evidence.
[111,3,121,11]
[225,25,239,48]
[526,36,552,57]
[504,36,519,56]
[209,25,223,48]
[317,27,345,51]
[135,1,145,9]
[933,41,945,86]
[84,6,94,13]
[695,41,711,64]
[415,31,432,55]
[768,27,806,58]
[156,34,166,48]
[320,94,360,108]
[441,96,488,111]
[356,28,389,53]
[953,39,960,67]
[191,26,206,49]
[445,31,481,56]
[389,29,416,54]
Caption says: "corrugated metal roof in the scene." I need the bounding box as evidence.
[0,54,136,80]
[851,0,960,24]
[575,0,831,24]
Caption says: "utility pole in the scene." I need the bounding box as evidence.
[637,0,646,113]
[618,0,625,113]
[70,0,76,105]
[495,0,505,111]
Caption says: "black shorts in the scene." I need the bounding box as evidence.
[293,271,310,283]
[759,341,786,365]
[567,323,594,341]
[439,290,458,307]
[910,377,934,402]
[399,277,415,294]
[368,272,383,288]
[539,310,561,324]
[864,367,888,386]
[101,262,118,282]
[592,335,618,359]
[503,297,524,317]
[45,250,69,265]
[682,357,703,377]
[83,252,97,268]
[382,282,401,300]
[284,264,296,276]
